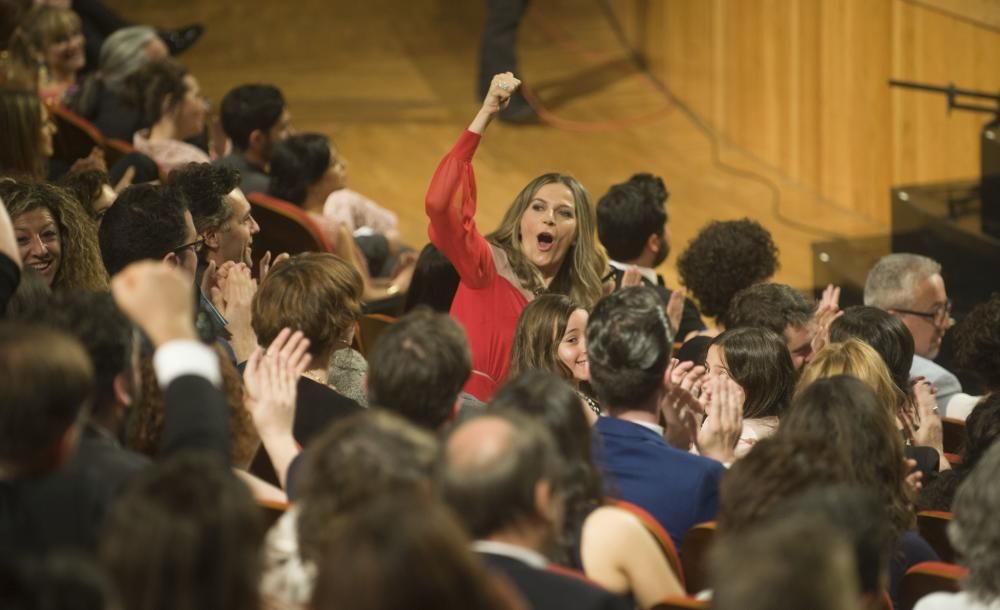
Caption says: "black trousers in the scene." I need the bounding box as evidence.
[477,0,531,98]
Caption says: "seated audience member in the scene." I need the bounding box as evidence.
[98,183,199,277]
[676,217,779,333]
[779,486,894,610]
[31,291,149,497]
[919,394,1000,512]
[0,324,103,556]
[74,25,168,141]
[403,243,460,313]
[865,253,975,414]
[1,181,107,290]
[727,282,838,370]
[510,294,601,420]
[0,85,56,182]
[249,252,364,484]
[782,375,938,607]
[492,370,685,608]
[366,309,473,431]
[8,5,86,104]
[440,412,632,610]
[56,169,117,222]
[829,305,916,399]
[915,443,1000,610]
[710,515,860,610]
[585,287,736,550]
[168,163,260,269]
[99,453,262,610]
[312,493,520,610]
[595,173,705,341]
[265,133,414,302]
[800,339,946,473]
[705,327,796,458]
[269,133,407,277]
[217,83,291,194]
[127,59,211,173]
[952,293,1000,420]
[261,411,439,610]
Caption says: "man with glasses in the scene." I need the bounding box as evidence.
[864,253,976,415]
[98,184,201,279]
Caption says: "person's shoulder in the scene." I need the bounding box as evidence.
[911,355,960,386]
[496,559,629,610]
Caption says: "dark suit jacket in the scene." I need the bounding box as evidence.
[478,552,632,610]
[249,377,364,486]
[0,373,229,558]
[593,416,724,552]
[606,267,705,341]
[69,422,151,499]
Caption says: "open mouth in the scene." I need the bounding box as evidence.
[30,259,53,275]
[537,232,554,252]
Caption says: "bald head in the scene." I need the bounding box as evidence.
[439,413,563,540]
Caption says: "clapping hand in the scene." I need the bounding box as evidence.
[660,359,707,450]
[111,261,196,347]
[810,284,842,355]
[244,328,311,440]
[696,376,744,465]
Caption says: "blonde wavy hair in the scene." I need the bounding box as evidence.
[796,338,906,419]
[487,173,607,308]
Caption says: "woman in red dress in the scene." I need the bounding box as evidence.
[425,72,608,401]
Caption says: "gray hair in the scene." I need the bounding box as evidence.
[863,253,941,310]
[99,26,159,93]
[949,442,1000,601]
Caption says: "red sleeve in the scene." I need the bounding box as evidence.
[425,129,495,290]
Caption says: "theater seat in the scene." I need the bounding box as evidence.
[609,499,685,586]
[681,521,717,595]
[917,511,957,563]
[354,313,397,358]
[898,561,966,610]
[49,103,106,167]
[246,192,332,263]
[941,417,966,455]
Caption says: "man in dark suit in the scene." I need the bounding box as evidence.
[0,261,230,558]
[596,174,706,342]
[587,287,733,552]
[440,413,631,610]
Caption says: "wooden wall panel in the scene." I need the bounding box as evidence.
[608,0,1000,227]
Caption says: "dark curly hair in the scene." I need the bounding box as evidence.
[953,293,1000,392]
[56,169,110,221]
[677,218,779,321]
[168,162,241,233]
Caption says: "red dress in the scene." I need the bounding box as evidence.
[426,130,530,401]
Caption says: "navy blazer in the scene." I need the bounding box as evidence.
[593,416,724,552]
[478,552,632,610]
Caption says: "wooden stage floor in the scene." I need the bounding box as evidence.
[112,0,888,308]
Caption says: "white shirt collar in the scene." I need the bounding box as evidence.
[472,540,548,569]
[609,259,660,287]
[632,419,665,436]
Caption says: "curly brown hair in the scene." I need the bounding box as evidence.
[953,293,1000,393]
[0,180,107,291]
[127,345,259,467]
[677,218,779,322]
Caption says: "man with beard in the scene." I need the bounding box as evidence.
[596,173,705,342]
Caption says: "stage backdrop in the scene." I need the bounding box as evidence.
[607,0,1000,226]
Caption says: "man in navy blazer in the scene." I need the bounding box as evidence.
[587,287,735,552]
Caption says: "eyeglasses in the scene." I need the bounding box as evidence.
[169,237,205,256]
[894,299,952,327]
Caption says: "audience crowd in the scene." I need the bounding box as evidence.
[0,8,997,608]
